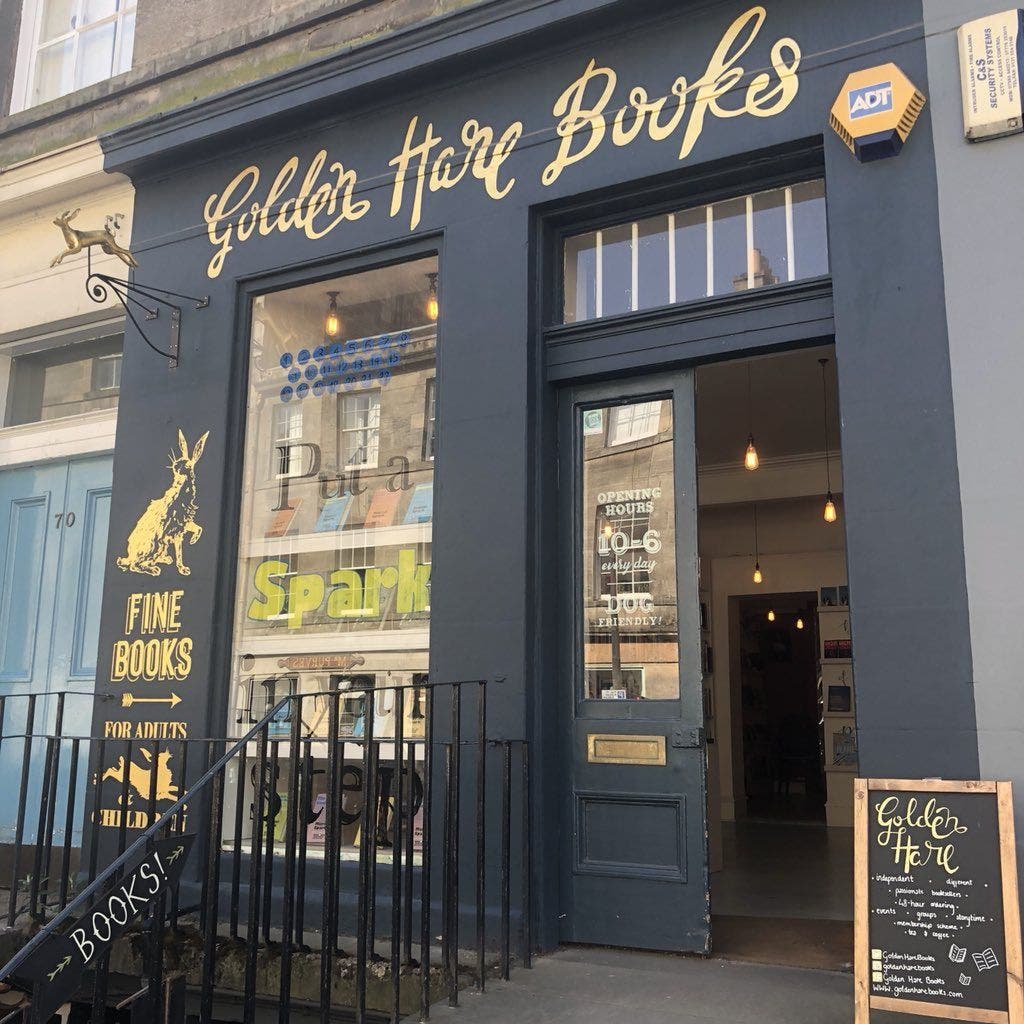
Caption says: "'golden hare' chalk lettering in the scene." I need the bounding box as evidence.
[542,6,801,185]
[117,430,208,577]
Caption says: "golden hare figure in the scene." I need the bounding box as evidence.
[50,209,139,268]
[117,430,209,577]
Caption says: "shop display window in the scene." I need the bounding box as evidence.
[229,255,438,863]
[581,398,679,700]
[561,179,828,323]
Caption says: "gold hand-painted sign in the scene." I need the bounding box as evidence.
[101,746,180,805]
[117,430,209,577]
[202,5,801,278]
[50,209,138,268]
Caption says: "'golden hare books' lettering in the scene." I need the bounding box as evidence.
[201,7,801,278]
[542,7,801,186]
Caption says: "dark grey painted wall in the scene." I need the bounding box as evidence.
[96,0,980,944]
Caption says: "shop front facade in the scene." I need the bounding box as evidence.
[86,0,1019,955]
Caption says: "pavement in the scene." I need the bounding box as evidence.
[412,946,934,1024]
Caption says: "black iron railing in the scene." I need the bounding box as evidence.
[0,678,531,1023]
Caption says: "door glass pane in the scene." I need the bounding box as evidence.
[75,20,116,89]
[580,398,679,700]
[32,38,74,105]
[39,0,76,43]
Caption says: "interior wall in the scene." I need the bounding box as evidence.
[698,496,848,827]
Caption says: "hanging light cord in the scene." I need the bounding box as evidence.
[753,502,759,560]
[747,362,753,437]
[820,358,832,492]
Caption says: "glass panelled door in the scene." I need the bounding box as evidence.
[559,372,709,952]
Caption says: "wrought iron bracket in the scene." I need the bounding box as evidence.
[85,248,209,368]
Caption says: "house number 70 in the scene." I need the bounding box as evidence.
[54,512,77,529]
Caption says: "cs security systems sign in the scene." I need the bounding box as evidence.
[957,9,1023,141]
[830,63,926,162]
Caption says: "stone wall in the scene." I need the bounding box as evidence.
[0,0,487,166]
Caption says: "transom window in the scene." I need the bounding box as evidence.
[562,179,827,324]
[14,0,136,111]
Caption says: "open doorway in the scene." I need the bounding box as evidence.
[735,591,822,823]
[696,345,854,970]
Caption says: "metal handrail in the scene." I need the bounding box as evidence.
[0,692,291,983]
[0,677,532,1024]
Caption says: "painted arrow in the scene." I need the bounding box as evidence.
[121,693,182,709]
[166,845,185,866]
[47,956,71,982]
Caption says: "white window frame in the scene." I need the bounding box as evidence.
[270,404,304,480]
[92,352,122,392]
[423,378,437,461]
[10,0,137,115]
[338,390,381,471]
[0,317,123,467]
[607,401,662,446]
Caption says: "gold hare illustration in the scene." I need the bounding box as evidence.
[101,748,179,804]
[117,430,209,577]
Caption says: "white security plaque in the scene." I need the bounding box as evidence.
[957,9,1024,141]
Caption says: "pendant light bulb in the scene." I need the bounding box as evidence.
[823,493,838,524]
[796,616,805,630]
[324,291,341,337]
[426,272,439,321]
[744,435,759,471]
[753,562,763,585]
[767,609,775,622]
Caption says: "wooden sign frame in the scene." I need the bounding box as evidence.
[854,779,1024,1024]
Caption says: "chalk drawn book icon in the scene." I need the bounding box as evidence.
[972,948,999,972]
[117,429,209,576]
[949,943,967,964]
[960,973,973,986]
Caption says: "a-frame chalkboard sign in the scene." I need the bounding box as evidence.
[855,779,1023,1024]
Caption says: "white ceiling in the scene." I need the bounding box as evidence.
[696,345,840,468]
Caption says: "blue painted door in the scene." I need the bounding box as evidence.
[0,456,112,868]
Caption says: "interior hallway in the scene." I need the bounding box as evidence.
[712,820,853,920]
[711,820,853,972]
